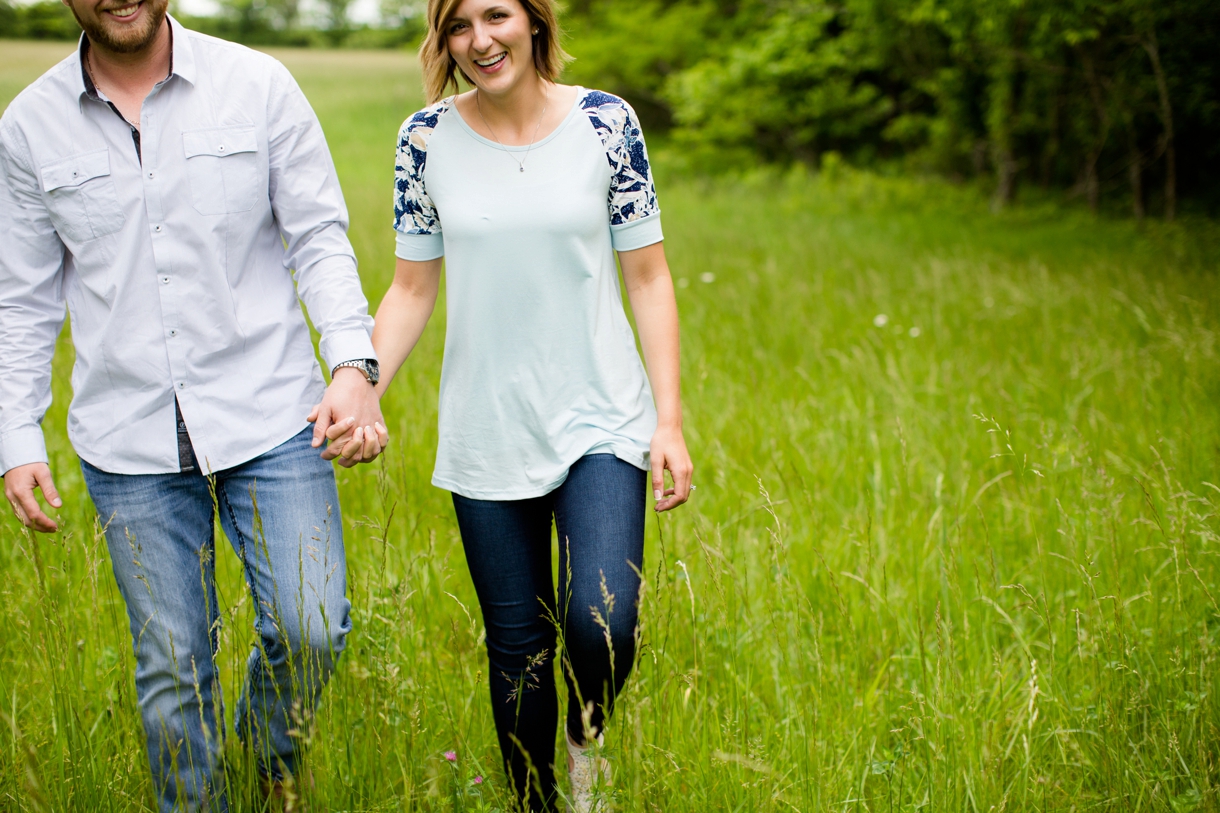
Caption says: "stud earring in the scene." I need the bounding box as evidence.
[532,26,539,34]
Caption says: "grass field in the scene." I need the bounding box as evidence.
[2,39,1220,812]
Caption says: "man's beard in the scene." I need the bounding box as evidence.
[71,0,168,55]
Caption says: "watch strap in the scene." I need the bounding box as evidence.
[332,359,378,384]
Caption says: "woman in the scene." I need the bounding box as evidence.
[366,0,692,806]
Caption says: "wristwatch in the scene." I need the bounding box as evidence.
[332,358,380,385]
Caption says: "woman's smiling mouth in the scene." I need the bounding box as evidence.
[474,52,507,69]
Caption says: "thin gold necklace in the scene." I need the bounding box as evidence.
[476,85,549,173]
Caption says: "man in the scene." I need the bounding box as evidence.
[0,0,387,808]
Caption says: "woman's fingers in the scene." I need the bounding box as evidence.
[334,425,364,463]
[326,416,357,441]
[655,455,694,512]
[650,453,666,503]
[320,421,389,466]
[346,425,366,456]
[672,458,693,504]
[362,425,380,460]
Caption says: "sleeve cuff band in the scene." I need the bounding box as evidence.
[610,214,664,252]
[0,427,49,476]
[319,330,378,372]
[395,231,445,262]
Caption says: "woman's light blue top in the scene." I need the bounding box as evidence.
[393,88,663,500]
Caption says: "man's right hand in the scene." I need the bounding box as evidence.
[3,462,62,533]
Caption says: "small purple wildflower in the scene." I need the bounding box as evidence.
[443,750,457,763]
[473,775,484,785]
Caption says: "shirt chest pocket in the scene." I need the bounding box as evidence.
[182,125,261,215]
[40,149,124,243]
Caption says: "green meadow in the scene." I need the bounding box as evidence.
[2,40,1220,811]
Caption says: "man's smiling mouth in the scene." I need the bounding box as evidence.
[105,2,142,18]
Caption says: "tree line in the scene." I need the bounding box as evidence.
[0,0,422,47]
[562,0,1219,217]
[4,0,1217,215]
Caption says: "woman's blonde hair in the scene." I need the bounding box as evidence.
[419,0,571,104]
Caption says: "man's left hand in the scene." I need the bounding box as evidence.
[307,367,389,467]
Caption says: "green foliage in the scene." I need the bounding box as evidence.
[0,0,422,48]
[666,1,893,165]
[564,0,1220,213]
[562,0,715,130]
[3,43,1220,811]
[0,0,82,40]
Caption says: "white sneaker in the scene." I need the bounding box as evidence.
[566,730,610,813]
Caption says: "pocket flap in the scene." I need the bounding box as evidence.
[182,125,259,158]
[41,149,111,192]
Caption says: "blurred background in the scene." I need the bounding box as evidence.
[2,4,1219,811]
[2,0,1218,217]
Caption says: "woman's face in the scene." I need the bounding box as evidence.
[446,0,535,96]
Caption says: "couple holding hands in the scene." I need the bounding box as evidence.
[0,0,690,808]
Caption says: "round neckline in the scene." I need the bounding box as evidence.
[450,86,585,153]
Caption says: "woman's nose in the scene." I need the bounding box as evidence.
[470,22,494,51]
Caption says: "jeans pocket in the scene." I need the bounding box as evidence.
[182,124,261,215]
[40,149,125,243]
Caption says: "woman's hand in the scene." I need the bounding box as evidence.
[650,423,693,512]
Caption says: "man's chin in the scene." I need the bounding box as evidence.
[78,4,167,55]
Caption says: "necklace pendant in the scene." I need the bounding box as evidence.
[519,166,525,173]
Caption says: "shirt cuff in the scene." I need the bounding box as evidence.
[395,230,445,261]
[319,328,377,374]
[0,426,49,476]
[610,214,664,252]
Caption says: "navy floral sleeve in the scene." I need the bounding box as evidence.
[393,98,452,235]
[580,91,660,226]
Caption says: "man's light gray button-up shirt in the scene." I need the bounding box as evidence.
[0,18,376,475]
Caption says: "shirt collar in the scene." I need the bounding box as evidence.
[77,14,193,105]
[166,15,196,86]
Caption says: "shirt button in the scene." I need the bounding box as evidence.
[154,225,163,232]
[169,329,178,337]
[177,382,185,389]
[217,145,226,152]
[160,276,170,284]
[148,171,155,179]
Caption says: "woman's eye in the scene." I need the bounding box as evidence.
[449,22,467,33]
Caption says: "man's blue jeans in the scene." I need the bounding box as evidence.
[82,427,351,812]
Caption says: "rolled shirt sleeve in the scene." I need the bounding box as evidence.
[0,119,67,475]
[267,62,376,370]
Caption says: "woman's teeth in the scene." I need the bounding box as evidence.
[475,53,506,68]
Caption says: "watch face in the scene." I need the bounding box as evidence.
[366,359,380,384]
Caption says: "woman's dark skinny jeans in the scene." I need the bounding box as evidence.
[452,454,646,812]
